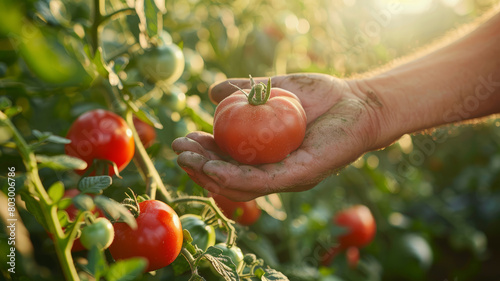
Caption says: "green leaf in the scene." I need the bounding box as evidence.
[32,130,71,144]
[135,0,164,44]
[47,181,65,203]
[57,197,73,210]
[78,176,112,194]
[4,106,21,118]
[87,246,108,279]
[134,108,163,129]
[72,194,95,212]
[261,268,289,281]
[94,196,137,229]
[171,254,191,276]
[0,96,12,110]
[36,154,87,171]
[57,209,70,228]
[106,257,147,281]
[20,191,49,230]
[203,247,239,281]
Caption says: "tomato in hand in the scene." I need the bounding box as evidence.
[109,200,183,272]
[80,218,114,250]
[137,43,185,84]
[213,77,306,165]
[65,109,134,176]
[133,116,156,148]
[180,214,216,251]
[209,192,261,226]
[334,205,376,248]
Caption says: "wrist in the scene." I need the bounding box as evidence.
[345,77,405,152]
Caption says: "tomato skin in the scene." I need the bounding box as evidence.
[133,116,156,148]
[80,218,114,250]
[109,200,183,272]
[213,88,306,165]
[334,205,376,248]
[180,214,216,251]
[137,44,185,83]
[345,246,360,269]
[65,109,135,176]
[209,193,261,226]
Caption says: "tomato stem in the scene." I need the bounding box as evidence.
[247,76,272,106]
[0,111,80,281]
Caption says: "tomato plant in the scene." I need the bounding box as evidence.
[334,205,376,248]
[136,43,185,84]
[80,218,114,250]
[209,192,261,226]
[109,200,183,272]
[180,214,216,251]
[213,77,306,165]
[65,109,135,176]
[133,116,156,148]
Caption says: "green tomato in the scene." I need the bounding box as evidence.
[214,243,244,267]
[80,218,114,250]
[137,44,185,84]
[180,214,216,251]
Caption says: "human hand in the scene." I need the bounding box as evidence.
[172,73,389,201]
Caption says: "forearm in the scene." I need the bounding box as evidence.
[355,10,500,148]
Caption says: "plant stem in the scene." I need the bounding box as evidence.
[172,196,237,246]
[0,112,80,281]
[89,0,103,57]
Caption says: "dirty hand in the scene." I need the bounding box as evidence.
[172,73,387,201]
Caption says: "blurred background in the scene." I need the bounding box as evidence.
[1,0,500,280]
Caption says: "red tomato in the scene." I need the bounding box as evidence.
[334,205,376,248]
[133,116,156,148]
[109,200,183,272]
[213,79,306,165]
[209,192,261,226]
[65,109,135,176]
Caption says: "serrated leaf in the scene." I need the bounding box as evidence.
[0,96,12,110]
[47,181,65,203]
[94,196,137,229]
[203,247,239,281]
[36,154,87,170]
[106,257,147,281]
[72,194,95,212]
[78,176,112,194]
[88,245,108,278]
[261,268,289,281]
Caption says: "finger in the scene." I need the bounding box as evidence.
[185,131,227,156]
[208,76,288,104]
[172,137,211,158]
[176,151,260,201]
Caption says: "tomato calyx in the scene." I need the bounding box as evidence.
[120,190,150,218]
[231,76,272,106]
[79,158,122,179]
